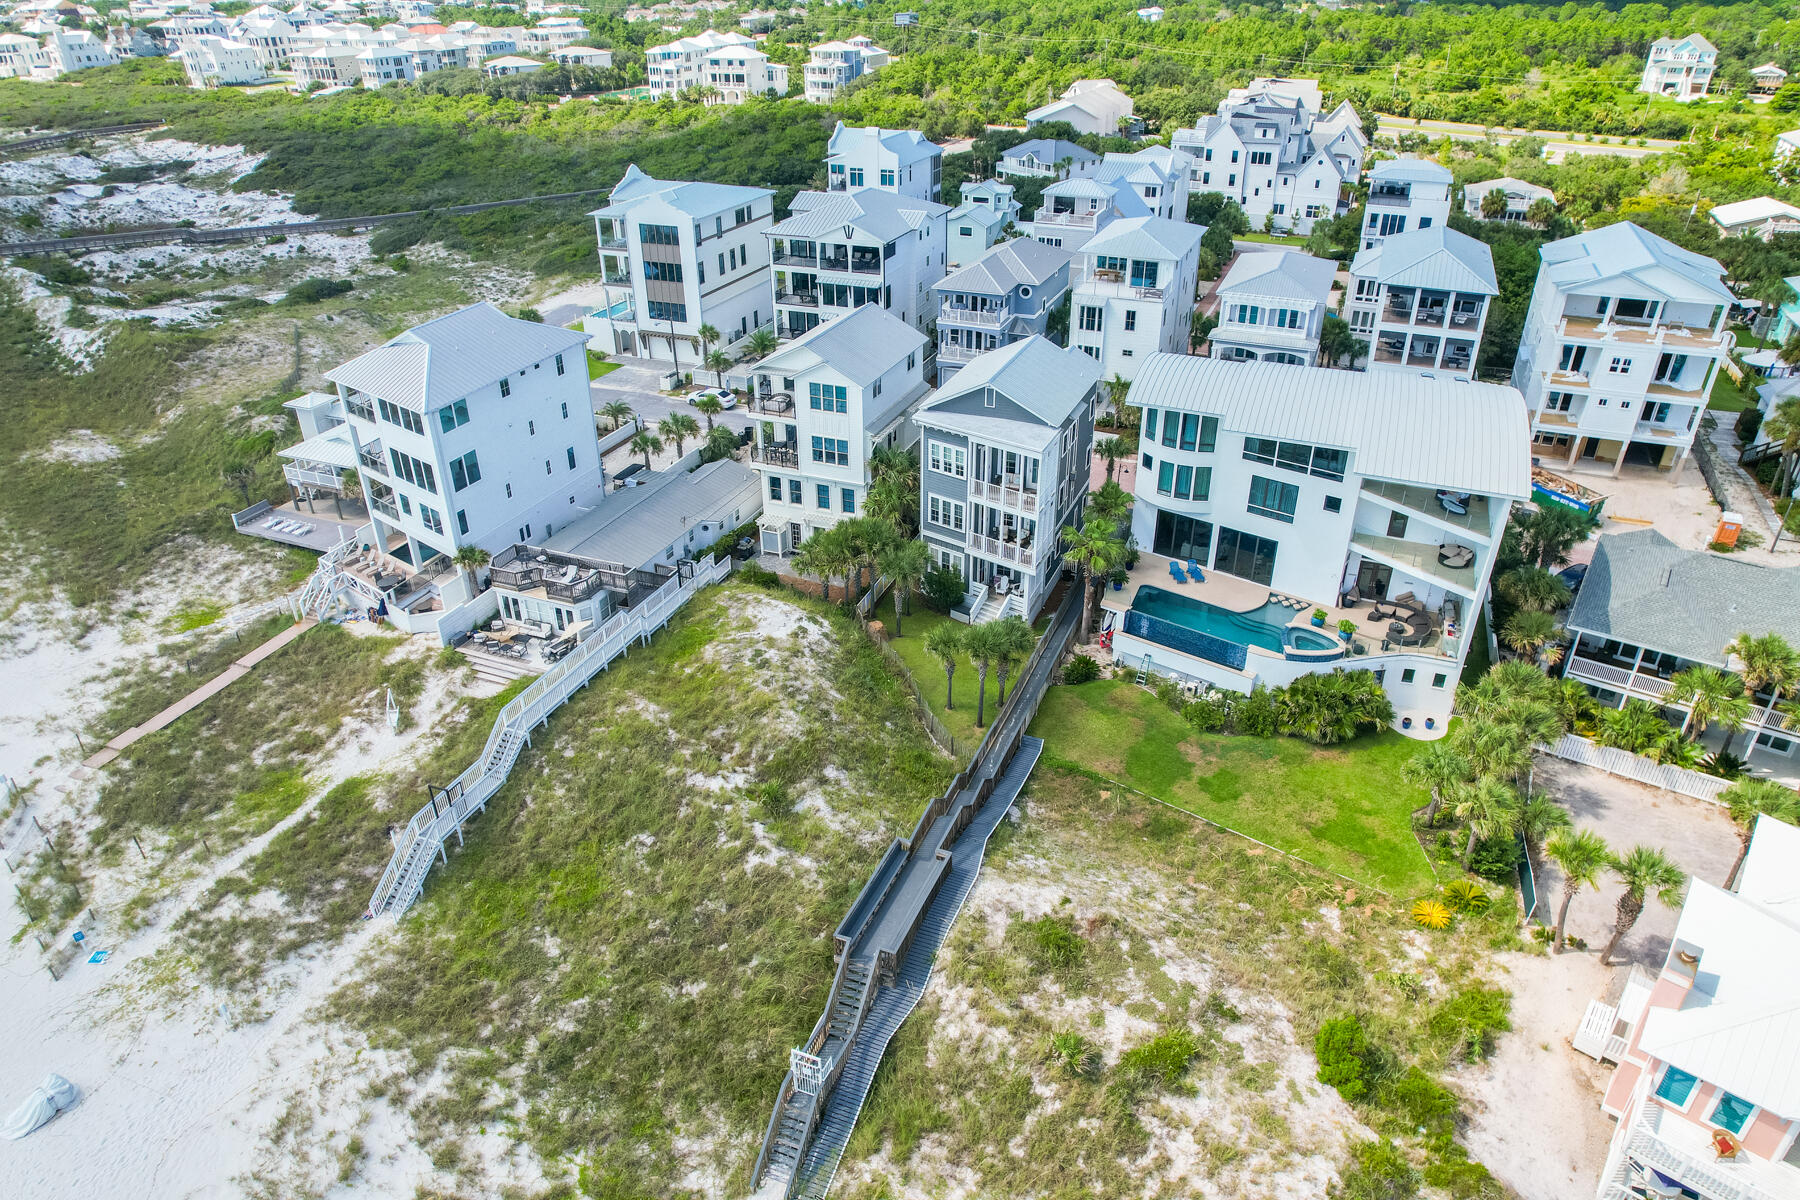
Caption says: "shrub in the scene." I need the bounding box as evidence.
[736,562,779,587]
[1736,405,1763,444]
[1330,1139,1421,1200]
[1467,833,1521,882]
[1410,898,1454,930]
[1118,1029,1201,1088]
[282,277,354,305]
[1020,913,1083,970]
[921,564,966,613]
[1233,685,1281,737]
[1314,1016,1371,1102]
[1374,1067,1459,1141]
[1439,880,1491,913]
[1062,653,1101,684]
[1181,692,1231,731]
[1421,1139,1499,1199]
[1153,674,1183,711]
[1428,986,1512,1063]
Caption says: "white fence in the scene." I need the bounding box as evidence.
[367,556,730,918]
[1541,734,1732,803]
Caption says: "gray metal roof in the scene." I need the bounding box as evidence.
[1464,176,1554,204]
[1369,156,1453,185]
[755,303,926,397]
[946,201,1007,231]
[1349,226,1498,295]
[919,336,1101,429]
[1002,138,1099,166]
[828,121,940,166]
[1539,221,1733,306]
[1082,215,1204,262]
[592,163,772,219]
[1216,249,1336,305]
[323,303,589,414]
[1565,528,1800,665]
[769,188,950,243]
[544,458,759,571]
[1128,353,1531,498]
[280,427,356,468]
[935,237,1073,296]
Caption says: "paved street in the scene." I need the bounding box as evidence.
[1374,114,1680,163]
[589,354,757,440]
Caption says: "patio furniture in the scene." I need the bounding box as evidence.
[1168,561,1189,584]
[1438,544,1475,570]
[1435,491,1469,516]
[1371,591,1424,622]
[1186,560,1205,581]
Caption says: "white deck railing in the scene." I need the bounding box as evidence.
[367,556,730,918]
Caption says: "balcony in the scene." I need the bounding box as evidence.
[749,393,793,415]
[850,250,882,274]
[599,233,627,249]
[1620,1102,1794,1200]
[777,290,819,308]
[750,442,800,468]
[772,249,817,267]
[938,341,989,363]
[1535,409,1580,429]
[1350,531,1479,596]
[1368,188,1412,207]
[1633,420,1691,443]
[819,250,850,272]
[940,303,1009,327]
[357,445,385,476]
[283,462,343,490]
[1412,305,1448,328]
[1035,208,1099,229]
[968,476,1041,510]
[1559,315,1729,353]
[1385,301,1413,322]
[1359,479,1493,538]
[970,533,1036,569]
[1549,368,1591,388]
[370,495,400,521]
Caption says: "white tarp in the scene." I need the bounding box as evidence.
[2,1073,78,1140]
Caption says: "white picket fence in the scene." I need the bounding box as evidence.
[366,556,731,919]
[1541,734,1732,804]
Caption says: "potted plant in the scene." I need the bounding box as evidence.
[1311,607,1328,628]
[1337,618,1356,643]
[1109,567,1129,591]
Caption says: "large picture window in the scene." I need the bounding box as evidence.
[1153,511,1212,564]
[927,440,966,478]
[1214,527,1278,585]
[1247,476,1299,523]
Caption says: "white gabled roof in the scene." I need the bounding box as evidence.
[770,188,949,243]
[827,121,939,166]
[280,427,356,468]
[1539,221,1733,305]
[1369,156,1452,186]
[936,237,1073,295]
[1128,353,1532,498]
[1709,196,1800,227]
[1350,226,1498,295]
[920,335,1101,430]
[755,304,926,394]
[1464,176,1554,204]
[324,302,587,413]
[1081,215,1203,263]
[594,163,772,220]
[1216,249,1335,306]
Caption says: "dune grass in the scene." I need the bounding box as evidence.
[1029,679,1437,894]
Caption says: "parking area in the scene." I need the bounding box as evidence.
[590,354,757,444]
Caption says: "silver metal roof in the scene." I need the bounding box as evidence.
[280,427,356,469]
[1002,138,1099,165]
[323,303,589,414]
[1349,226,1498,295]
[1539,221,1733,305]
[1129,353,1531,498]
[920,336,1101,428]
[935,237,1073,296]
[755,303,926,395]
[1369,156,1452,185]
[828,121,940,166]
[1216,249,1336,306]
[1082,215,1204,262]
[592,163,772,219]
[544,459,759,571]
[769,187,950,243]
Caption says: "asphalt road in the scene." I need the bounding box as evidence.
[588,355,758,439]
[1374,114,1679,163]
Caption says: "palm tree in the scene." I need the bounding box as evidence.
[1544,828,1610,953]
[693,395,723,431]
[1511,503,1595,569]
[1501,609,1564,665]
[1518,791,1572,856]
[695,322,720,365]
[1666,665,1750,742]
[1495,566,1572,614]
[1526,196,1557,228]
[1451,776,1522,869]
[627,428,663,469]
[1599,846,1687,965]
[1451,721,1533,788]
[1723,631,1799,753]
[963,620,1005,728]
[923,621,964,710]
[990,614,1035,707]
[1095,436,1129,481]
[1762,394,1800,501]
[1403,741,1472,825]
[1719,778,1799,888]
[1086,479,1133,531]
[700,424,740,463]
[1646,733,1706,769]
[1103,374,1131,428]
[1061,520,1126,643]
[744,326,778,359]
[599,400,635,432]
[704,348,731,388]
[1554,677,1600,735]
[1596,699,1672,754]
[452,544,491,593]
[876,536,930,637]
[658,412,700,457]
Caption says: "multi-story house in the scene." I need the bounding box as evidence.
[1752,61,1789,96]
[997,137,1100,181]
[745,305,929,555]
[1171,77,1366,236]
[278,303,603,617]
[1027,175,1143,254]
[1095,146,1193,223]
[1512,221,1733,476]
[1209,249,1336,366]
[1639,34,1718,101]
[1026,78,1134,137]
[357,43,415,87]
[583,164,775,364]
[934,237,1076,380]
[29,28,117,78]
[644,29,756,97]
[765,187,949,342]
[179,34,264,86]
[520,16,583,53]
[1362,157,1454,249]
[551,45,612,70]
[825,122,942,202]
[232,13,294,66]
[702,41,786,103]
[803,35,887,103]
[1107,353,1531,728]
[946,179,1020,267]
[916,336,1102,621]
[1068,216,1205,382]
[1576,813,1800,1200]
[1708,196,1800,242]
[290,42,362,87]
[1347,225,1498,381]
[1561,528,1800,767]
[0,33,39,78]
[1462,176,1555,222]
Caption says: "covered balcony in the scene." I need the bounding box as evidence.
[968,508,1038,570]
[771,240,818,267]
[1615,1100,1794,1200]
[1348,529,1480,597]
[967,443,1042,511]
[939,297,1011,327]
[279,428,357,493]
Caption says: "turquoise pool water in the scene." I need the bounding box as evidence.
[1132,586,1321,654]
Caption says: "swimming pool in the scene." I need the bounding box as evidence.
[1132,586,1325,654]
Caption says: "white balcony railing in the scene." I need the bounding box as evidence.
[968,476,1041,511]
[939,304,1010,327]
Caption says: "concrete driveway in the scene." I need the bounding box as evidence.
[1530,754,1739,968]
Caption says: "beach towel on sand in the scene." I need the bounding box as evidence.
[1,1073,78,1140]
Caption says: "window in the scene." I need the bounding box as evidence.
[906,351,916,371]
[378,398,425,435]
[644,260,684,283]
[928,441,966,478]
[646,300,688,323]
[842,488,856,513]
[388,449,437,493]
[789,479,802,504]
[1152,510,1213,562]
[1654,1066,1697,1107]
[1387,511,1409,538]
[505,483,512,499]
[812,436,849,466]
[1233,303,1261,325]
[872,379,882,398]
[561,401,568,419]
[880,169,896,186]
[1129,260,1159,289]
[1246,476,1299,523]
[1401,668,1415,684]
[1608,356,1633,374]
[1124,309,1137,331]
[448,450,481,491]
[769,475,782,501]
[1079,345,1099,359]
[1323,495,1342,513]
[1213,527,1278,585]
[1709,1091,1755,1134]
[1095,254,1127,274]
[1144,409,1157,441]
[639,222,679,245]
[928,496,966,531]
[419,504,443,535]
[528,420,535,436]
[500,377,512,398]
[816,483,831,508]
[545,459,553,474]
[567,447,577,470]
[1157,460,1174,495]
[1432,673,1447,688]
[1078,305,1103,333]
[456,509,468,535]
[1309,447,1347,481]
[438,398,469,432]
[554,353,564,376]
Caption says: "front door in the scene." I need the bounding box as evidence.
[1581,437,1600,459]
[1356,559,1393,601]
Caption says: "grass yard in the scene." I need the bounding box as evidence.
[1708,367,1755,413]
[1028,679,1437,894]
[882,606,1046,753]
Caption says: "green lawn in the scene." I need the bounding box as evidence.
[1027,679,1437,894]
[1460,607,1491,687]
[588,350,623,379]
[882,607,1008,752]
[1710,368,1755,413]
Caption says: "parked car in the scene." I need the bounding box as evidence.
[1556,562,1588,594]
[689,388,737,410]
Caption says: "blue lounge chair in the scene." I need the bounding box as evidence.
[1168,561,1188,584]
[1186,560,1205,581]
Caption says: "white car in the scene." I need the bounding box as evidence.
[689,389,737,410]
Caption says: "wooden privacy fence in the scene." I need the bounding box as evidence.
[1541,734,1731,803]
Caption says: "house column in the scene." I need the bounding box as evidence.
[1625,644,1647,706]
[1562,631,1581,678]
[1567,435,1582,468]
